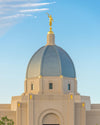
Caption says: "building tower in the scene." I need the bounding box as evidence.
[11,14,89,125]
[22,14,79,125]
[0,14,100,125]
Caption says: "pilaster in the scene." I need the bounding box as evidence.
[27,94,34,125]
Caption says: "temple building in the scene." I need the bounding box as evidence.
[0,15,100,125]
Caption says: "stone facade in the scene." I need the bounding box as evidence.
[0,33,100,125]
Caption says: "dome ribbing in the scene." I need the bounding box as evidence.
[26,45,76,79]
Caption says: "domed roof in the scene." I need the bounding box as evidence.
[26,45,76,79]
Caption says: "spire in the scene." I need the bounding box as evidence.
[46,13,55,46]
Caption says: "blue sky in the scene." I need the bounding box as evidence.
[0,0,100,104]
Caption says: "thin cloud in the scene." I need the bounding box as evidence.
[0,0,41,2]
[0,12,4,14]
[0,2,55,8]
[20,8,49,13]
[0,0,55,36]
[0,14,32,20]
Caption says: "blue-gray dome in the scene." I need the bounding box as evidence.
[26,45,76,78]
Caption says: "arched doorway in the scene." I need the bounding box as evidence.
[42,113,60,125]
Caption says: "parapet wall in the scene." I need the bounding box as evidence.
[91,104,100,109]
[86,110,100,125]
[0,104,11,110]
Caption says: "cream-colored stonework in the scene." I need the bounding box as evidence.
[0,33,100,125]
[46,33,55,45]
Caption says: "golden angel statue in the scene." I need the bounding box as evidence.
[47,13,54,27]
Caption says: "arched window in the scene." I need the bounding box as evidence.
[68,84,71,90]
[49,83,53,89]
[31,84,34,90]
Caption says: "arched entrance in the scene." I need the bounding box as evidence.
[42,113,60,125]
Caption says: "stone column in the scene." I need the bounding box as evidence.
[67,94,74,125]
[81,103,86,125]
[16,102,22,125]
[27,94,34,125]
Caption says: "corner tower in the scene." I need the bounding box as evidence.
[24,14,77,95]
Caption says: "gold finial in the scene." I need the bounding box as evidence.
[47,13,54,34]
[38,75,42,78]
[82,103,85,107]
[60,75,63,78]
[18,103,20,107]
[70,94,73,100]
[30,95,32,100]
